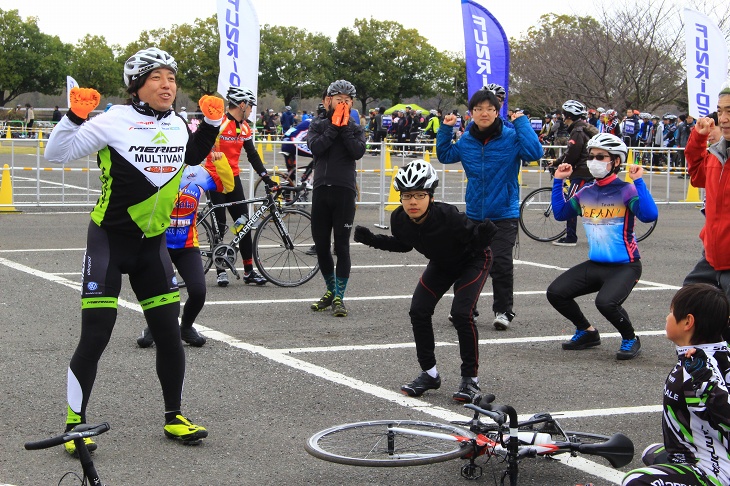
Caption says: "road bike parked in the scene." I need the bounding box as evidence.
[197,184,319,287]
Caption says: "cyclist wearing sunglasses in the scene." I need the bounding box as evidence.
[547,133,658,360]
[354,160,498,403]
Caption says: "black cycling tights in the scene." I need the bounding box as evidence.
[68,222,184,426]
[546,259,641,338]
[169,247,206,328]
[310,185,356,278]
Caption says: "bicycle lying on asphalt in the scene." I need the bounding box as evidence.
[25,422,110,486]
[196,183,319,287]
[305,394,634,485]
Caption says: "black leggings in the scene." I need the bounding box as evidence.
[209,176,253,271]
[169,247,205,328]
[310,185,356,278]
[69,222,184,425]
[410,251,491,377]
[546,260,641,338]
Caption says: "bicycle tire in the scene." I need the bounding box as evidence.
[306,420,473,467]
[519,187,566,242]
[197,217,217,274]
[253,171,293,200]
[635,217,657,242]
[252,208,319,287]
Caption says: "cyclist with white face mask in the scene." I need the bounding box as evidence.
[546,133,658,360]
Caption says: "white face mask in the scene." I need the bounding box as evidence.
[587,159,611,179]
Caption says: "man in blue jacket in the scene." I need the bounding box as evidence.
[437,88,542,330]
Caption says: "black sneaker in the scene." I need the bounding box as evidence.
[562,329,601,350]
[243,270,267,285]
[137,327,154,348]
[452,378,481,403]
[305,245,317,256]
[401,372,441,397]
[180,326,206,347]
[332,297,348,317]
[552,237,577,247]
[311,290,334,311]
[616,336,641,360]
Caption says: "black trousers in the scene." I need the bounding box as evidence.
[410,250,491,377]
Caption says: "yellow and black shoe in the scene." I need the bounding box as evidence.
[331,297,348,317]
[164,414,208,445]
[63,427,97,457]
[311,290,334,311]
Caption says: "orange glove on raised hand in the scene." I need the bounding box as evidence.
[198,95,225,121]
[69,87,101,119]
[331,102,350,127]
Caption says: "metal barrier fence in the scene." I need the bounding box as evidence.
[0,136,702,227]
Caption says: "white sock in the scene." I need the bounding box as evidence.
[425,367,439,378]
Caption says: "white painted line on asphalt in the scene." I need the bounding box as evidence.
[277,330,666,354]
[0,255,662,485]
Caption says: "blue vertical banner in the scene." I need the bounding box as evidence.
[461,0,510,116]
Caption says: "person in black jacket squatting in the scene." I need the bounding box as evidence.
[354,160,498,403]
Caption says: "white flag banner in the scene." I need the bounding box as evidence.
[684,8,728,118]
[66,76,79,108]
[217,0,259,121]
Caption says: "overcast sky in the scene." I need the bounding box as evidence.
[6,0,596,53]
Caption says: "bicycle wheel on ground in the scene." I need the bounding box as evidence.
[252,208,319,287]
[634,217,657,242]
[519,187,566,242]
[253,171,293,200]
[306,420,473,467]
[196,217,217,274]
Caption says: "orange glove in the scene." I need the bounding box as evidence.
[69,87,101,119]
[331,102,350,127]
[198,95,224,121]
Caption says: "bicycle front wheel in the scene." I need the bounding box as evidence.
[253,208,319,287]
[635,217,657,242]
[519,187,566,242]
[306,420,473,467]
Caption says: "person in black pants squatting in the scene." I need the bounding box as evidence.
[354,160,497,403]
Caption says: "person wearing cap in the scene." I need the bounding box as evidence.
[44,46,224,451]
[281,105,294,132]
[179,106,188,121]
[307,80,366,317]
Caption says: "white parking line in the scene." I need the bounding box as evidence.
[0,255,664,484]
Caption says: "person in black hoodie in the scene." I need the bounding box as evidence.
[354,160,498,403]
[551,99,599,246]
[307,80,366,317]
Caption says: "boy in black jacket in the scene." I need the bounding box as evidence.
[354,160,497,403]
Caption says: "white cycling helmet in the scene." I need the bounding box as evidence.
[124,47,177,87]
[227,87,257,106]
[393,160,439,192]
[562,100,587,118]
[483,83,506,99]
[586,133,628,164]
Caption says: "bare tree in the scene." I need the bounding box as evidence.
[510,0,687,114]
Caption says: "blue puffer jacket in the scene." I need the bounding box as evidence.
[436,115,542,221]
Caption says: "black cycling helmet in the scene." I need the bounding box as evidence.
[326,80,356,98]
[393,160,439,193]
